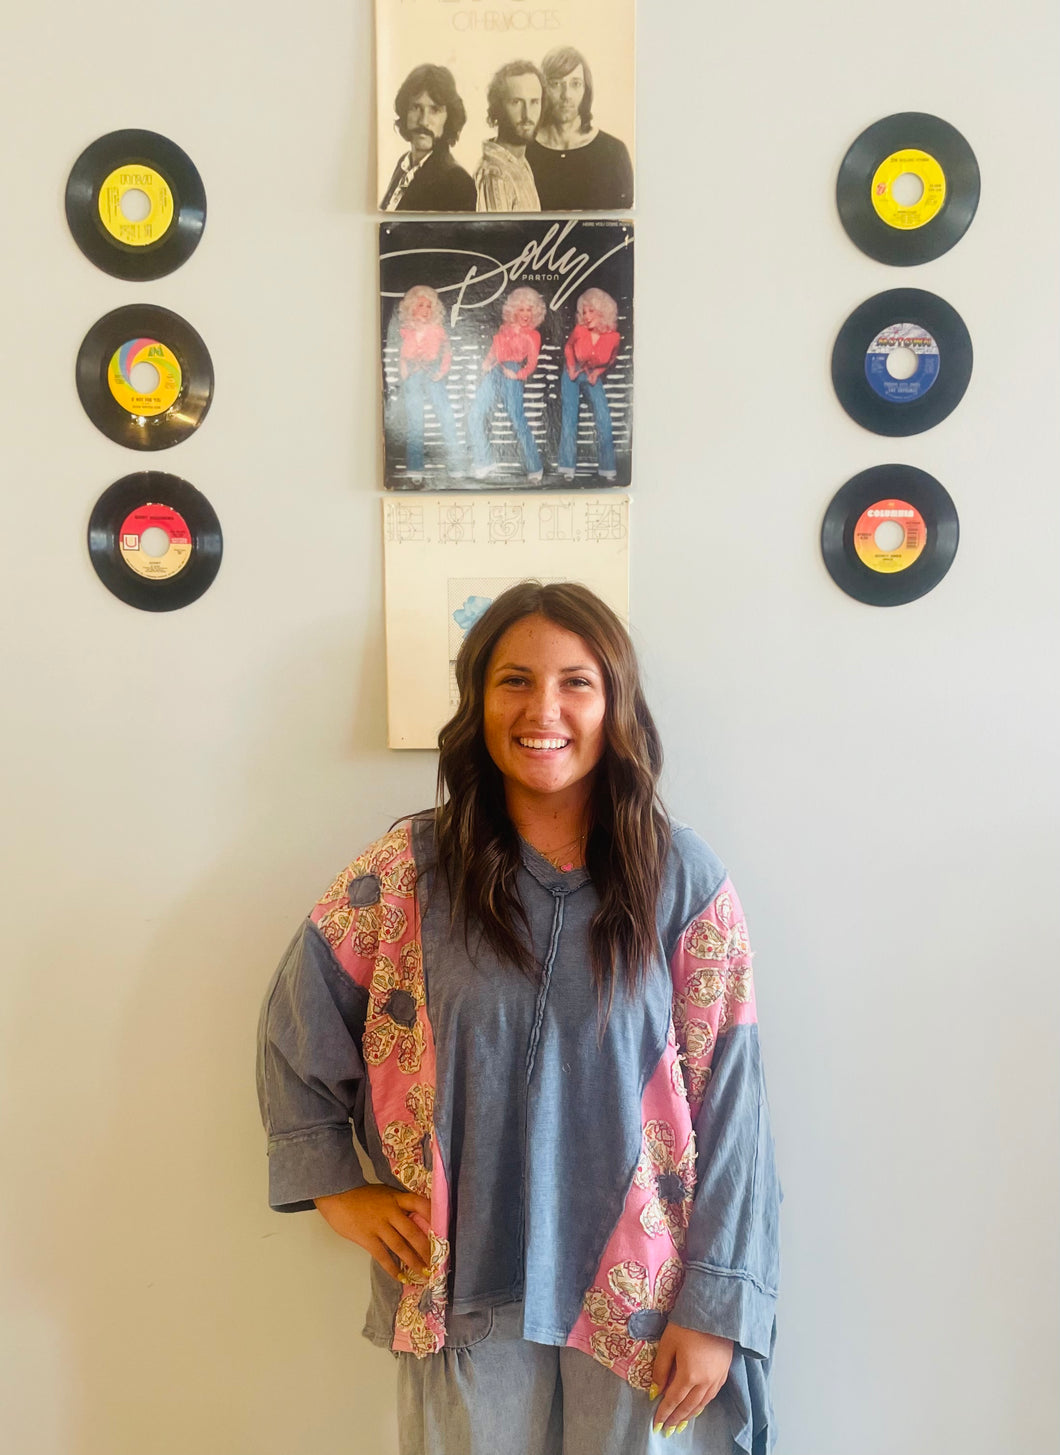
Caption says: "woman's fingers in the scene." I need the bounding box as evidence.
[395,1191,431,1221]
[380,1223,430,1276]
[376,1226,426,1278]
[655,1388,719,1435]
[394,1194,433,1264]
[368,1237,404,1280]
[653,1379,697,1433]
[390,1213,431,1270]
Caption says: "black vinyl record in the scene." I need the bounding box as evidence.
[821,465,958,606]
[836,113,980,265]
[87,473,222,611]
[831,289,972,436]
[76,305,214,450]
[65,130,206,280]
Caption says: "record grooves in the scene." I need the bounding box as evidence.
[76,304,214,450]
[65,129,206,280]
[821,465,959,606]
[836,113,980,265]
[87,473,222,611]
[831,289,972,437]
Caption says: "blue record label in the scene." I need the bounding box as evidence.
[865,323,940,403]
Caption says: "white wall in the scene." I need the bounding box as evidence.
[1,3,1057,1452]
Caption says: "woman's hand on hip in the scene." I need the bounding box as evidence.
[313,1185,433,1281]
[649,1323,733,1435]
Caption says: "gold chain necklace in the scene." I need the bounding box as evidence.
[540,831,586,871]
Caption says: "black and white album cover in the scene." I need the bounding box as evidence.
[380,217,633,489]
[376,0,635,213]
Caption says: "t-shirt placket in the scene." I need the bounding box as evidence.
[518,883,568,1275]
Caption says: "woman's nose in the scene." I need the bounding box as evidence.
[528,686,560,722]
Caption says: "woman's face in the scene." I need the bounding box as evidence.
[410,294,433,322]
[483,614,607,808]
[581,302,600,330]
[512,300,536,327]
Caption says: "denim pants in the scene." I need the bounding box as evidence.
[467,368,542,473]
[403,370,462,474]
[396,1301,737,1455]
[559,370,616,474]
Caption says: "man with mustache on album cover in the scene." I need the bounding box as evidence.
[381,64,477,212]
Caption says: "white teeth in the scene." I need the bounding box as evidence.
[517,737,569,750]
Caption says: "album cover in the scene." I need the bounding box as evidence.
[376,0,635,213]
[380,217,633,489]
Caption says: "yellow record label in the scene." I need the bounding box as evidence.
[118,504,192,580]
[97,165,174,246]
[870,149,946,231]
[107,338,182,417]
[853,499,927,574]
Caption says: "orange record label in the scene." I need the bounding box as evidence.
[853,499,927,574]
[118,503,192,580]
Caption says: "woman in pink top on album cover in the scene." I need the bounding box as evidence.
[559,287,621,481]
[467,286,546,481]
[397,285,464,483]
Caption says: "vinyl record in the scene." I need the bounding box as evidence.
[821,465,958,606]
[87,473,222,611]
[836,113,980,265]
[76,305,214,450]
[831,289,972,436]
[65,130,206,280]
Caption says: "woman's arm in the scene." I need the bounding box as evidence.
[652,881,781,1432]
[433,329,452,381]
[564,326,582,378]
[257,854,434,1277]
[256,921,371,1211]
[511,328,541,381]
[586,329,621,384]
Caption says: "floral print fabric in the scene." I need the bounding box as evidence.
[309,824,451,1356]
[566,877,759,1388]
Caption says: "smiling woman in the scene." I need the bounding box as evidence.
[257,581,781,1455]
[438,581,667,988]
[483,615,607,820]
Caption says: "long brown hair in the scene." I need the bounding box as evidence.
[435,582,671,1015]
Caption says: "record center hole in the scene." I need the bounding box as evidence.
[890,171,925,207]
[128,361,160,394]
[119,187,152,222]
[139,526,171,558]
[873,520,907,552]
[885,346,919,380]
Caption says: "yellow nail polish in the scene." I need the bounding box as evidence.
[664,1429,677,1440]
[649,1383,659,1400]
[677,1422,688,1434]
[652,1423,662,1435]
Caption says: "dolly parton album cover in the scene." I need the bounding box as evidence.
[376,0,635,213]
[380,217,633,490]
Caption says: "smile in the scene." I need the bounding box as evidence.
[517,737,570,750]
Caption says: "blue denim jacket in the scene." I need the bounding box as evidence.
[257,814,780,1453]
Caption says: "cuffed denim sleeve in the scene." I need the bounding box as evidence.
[256,921,371,1212]
[669,1025,780,1355]
[668,883,781,1357]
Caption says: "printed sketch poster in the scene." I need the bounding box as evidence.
[376,0,635,212]
[383,492,630,747]
[380,217,633,490]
